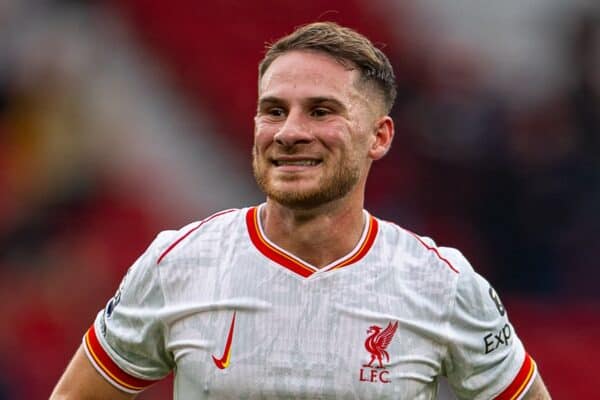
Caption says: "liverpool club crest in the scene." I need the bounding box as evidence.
[359,321,398,383]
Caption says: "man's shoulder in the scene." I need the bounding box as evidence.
[155,207,248,265]
[376,218,471,278]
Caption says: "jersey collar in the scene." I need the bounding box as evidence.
[246,204,378,278]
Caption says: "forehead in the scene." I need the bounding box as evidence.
[259,50,360,99]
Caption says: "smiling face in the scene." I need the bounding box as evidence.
[253,50,392,210]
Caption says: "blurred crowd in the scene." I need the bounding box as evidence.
[0,4,163,398]
[0,0,597,398]
[378,4,600,298]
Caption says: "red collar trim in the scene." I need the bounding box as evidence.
[245,206,378,278]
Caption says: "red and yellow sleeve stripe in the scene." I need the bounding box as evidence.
[83,324,160,394]
[493,353,537,400]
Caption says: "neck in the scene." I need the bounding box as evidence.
[260,195,366,269]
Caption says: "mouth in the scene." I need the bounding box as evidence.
[272,159,321,167]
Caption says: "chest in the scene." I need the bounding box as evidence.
[162,262,447,399]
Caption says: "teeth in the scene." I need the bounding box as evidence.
[276,160,318,166]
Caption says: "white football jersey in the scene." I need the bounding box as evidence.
[84,205,537,399]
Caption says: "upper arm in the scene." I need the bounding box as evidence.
[50,344,135,400]
[523,374,551,400]
[52,230,178,399]
[439,248,539,399]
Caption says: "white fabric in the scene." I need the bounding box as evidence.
[91,205,528,399]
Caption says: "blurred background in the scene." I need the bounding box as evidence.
[1,0,598,398]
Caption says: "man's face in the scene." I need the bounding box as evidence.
[253,50,380,209]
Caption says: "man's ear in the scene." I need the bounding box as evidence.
[368,116,394,160]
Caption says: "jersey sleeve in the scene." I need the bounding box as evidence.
[82,230,177,394]
[440,249,537,400]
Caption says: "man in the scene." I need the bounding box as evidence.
[52,22,551,399]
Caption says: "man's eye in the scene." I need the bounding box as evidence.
[268,108,286,117]
[311,108,330,117]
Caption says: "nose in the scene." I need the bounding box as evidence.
[273,110,313,147]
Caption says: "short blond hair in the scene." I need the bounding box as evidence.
[258,22,397,114]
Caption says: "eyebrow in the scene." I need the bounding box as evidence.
[257,96,283,107]
[257,96,347,110]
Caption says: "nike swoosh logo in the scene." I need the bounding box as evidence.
[212,311,236,369]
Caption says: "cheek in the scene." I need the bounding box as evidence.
[346,118,372,148]
[253,121,277,148]
[317,122,351,148]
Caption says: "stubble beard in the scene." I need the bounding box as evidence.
[252,145,361,210]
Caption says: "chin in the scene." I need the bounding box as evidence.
[263,179,356,210]
[253,159,361,209]
[269,190,326,209]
